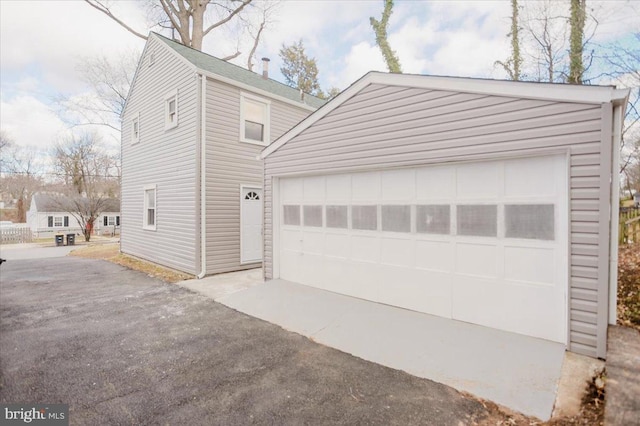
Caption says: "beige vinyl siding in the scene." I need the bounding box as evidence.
[264,83,610,358]
[204,79,311,274]
[121,36,199,274]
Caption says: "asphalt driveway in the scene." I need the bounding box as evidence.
[0,256,491,425]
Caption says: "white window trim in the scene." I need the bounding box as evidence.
[164,89,178,131]
[132,112,140,144]
[239,92,271,146]
[54,216,63,227]
[143,184,157,231]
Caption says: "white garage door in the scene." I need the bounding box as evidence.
[278,155,568,343]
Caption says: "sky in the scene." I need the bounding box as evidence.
[1,0,638,154]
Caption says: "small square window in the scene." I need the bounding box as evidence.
[352,205,377,231]
[240,94,270,145]
[381,205,411,232]
[505,204,555,240]
[164,90,178,130]
[457,205,497,237]
[283,205,300,226]
[416,205,450,234]
[54,216,63,227]
[326,205,348,228]
[303,205,323,227]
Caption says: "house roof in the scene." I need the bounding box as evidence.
[152,33,326,110]
[260,71,630,159]
[32,193,120,213]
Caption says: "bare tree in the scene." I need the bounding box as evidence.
[50,132,119,241]
[370,0,402,73]
[568,0,587,84]
[0,132,44,222]
[56,50,138,132]
[85,0,253,56]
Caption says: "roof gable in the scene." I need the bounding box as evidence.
[260,72,630,159]
[151,33,325,109]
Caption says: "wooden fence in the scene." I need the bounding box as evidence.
[619,207,640,245]
[0,226,32,244]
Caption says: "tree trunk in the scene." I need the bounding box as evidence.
[568,0,586,84]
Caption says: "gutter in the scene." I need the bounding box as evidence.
[608,95,629,323]
[197,73,207,279]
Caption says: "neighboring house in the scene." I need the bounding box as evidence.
[260,72,629,359]
[120,32,323,276]
[27,193,121,238]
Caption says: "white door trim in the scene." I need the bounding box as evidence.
[240,184,263,264]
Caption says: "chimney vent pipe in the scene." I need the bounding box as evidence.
[261,57,270,79]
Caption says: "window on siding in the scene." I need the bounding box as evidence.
[303,205,323,227]
[144,186,156,230]
[54,216,63,227]
[283,205,300,225]
[164,90,178,130]
[457,205,497,237]
[132,114,140,144]
[326,205,348,229]
[352,205,377,231]
[505,204,555,240]
[240,93,270,145]
[381,205,411,232]
[416,205,450,235]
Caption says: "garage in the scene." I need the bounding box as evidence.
[278,155,568,342]
[261,72,629,358]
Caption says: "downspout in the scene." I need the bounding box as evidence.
[608,102,624,324]
[197,73,207,279]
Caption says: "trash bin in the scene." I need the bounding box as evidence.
[55,234,64,246]
[66,234,75,246]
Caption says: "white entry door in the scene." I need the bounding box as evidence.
[241,186,263,263]
[278,155,568,343]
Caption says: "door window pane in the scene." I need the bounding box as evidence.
[326,205,348,228]
[303,205,323,227]
[283,205,300,225]
[416,205,450,234]
[505,204,555,240]
[457,205,497,237]
[381,205,411,232]
[352,205,377,230]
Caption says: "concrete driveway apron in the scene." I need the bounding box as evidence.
[218,279,566,420]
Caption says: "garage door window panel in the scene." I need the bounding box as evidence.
[283,205,300,226]
[505,204,555,240]
[352,205,378,230]
[303,205,323,227]
[326,205,348,228]
[457,205,497,237]
[416,205,450,234]
[381,205,411,232]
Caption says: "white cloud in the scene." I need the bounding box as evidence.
[341,42,387,86]
[0,95,70,152]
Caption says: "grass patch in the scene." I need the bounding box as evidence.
[70,243,193,284]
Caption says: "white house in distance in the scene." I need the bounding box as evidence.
[260,72,629,360]
[27,193,121,238]
[120,32,324,276]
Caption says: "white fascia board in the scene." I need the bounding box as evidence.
[198,68,316,112]
[367,72,631,105]
[260,72,631,160]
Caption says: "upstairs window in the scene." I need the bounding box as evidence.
[144,185,157,230]
[240,93,270,145]
[165,89,178,130]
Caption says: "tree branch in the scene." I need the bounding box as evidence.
[203,0,252,37]
[84,1,148,40]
